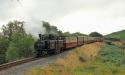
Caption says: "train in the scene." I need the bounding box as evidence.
[34,34,103,57]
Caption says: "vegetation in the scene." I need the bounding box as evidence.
[106,30,125,39]
[72,32,87,36]
[97,44,125,65]
[0,35,9,64]
[2,20,25,40]
[6,33,34,62]
[63,32,87,37]
[0,20,34,63]
[112,41,125,48]
[63,32,71,36]
[89,32,103,37]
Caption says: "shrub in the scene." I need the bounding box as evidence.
[6,33,34,62]
[0,36,9,64]
[97,44,125,65]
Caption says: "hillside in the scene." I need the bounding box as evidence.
[106,30,125,39]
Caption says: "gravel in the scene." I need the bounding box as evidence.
[0,50,72,75]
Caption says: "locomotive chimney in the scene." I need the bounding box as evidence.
[39,34,42,40]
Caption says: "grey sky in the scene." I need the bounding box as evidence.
[0,0,125,36]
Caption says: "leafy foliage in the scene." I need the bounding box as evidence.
[6,33,34,62]
[0,35,9,64]
[63,32,71,36]
[2,20,25,40]
[0,20,35,62]
[97,44,125,65]
[63,32,87,37]
[89,32,103,37]
[72,32,87,36]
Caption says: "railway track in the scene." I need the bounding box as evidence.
[0,53,61,71]
[0,57,36,71]
[0,50,68,71]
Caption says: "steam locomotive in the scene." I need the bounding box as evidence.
[34,34,103,57]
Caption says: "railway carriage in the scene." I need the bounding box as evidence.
[77,36,84,46]
[84,36,90,44]
[93,37,103,42]
[64,36,77,49]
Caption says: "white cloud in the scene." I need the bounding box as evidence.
[0,0,125,35]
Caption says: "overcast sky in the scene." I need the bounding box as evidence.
[0,0,125,35]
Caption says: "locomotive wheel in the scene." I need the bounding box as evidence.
[41,51,47,56]
[54,49,60,54]
[34,50,40,57]
[60,48,64,52]
[35,52,40,58]
[35,51,47,57]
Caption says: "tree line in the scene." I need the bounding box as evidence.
[0,20,34,64]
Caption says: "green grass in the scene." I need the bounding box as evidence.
[105,30,125,39]
[97,44,125,65]
[73,61,125,75]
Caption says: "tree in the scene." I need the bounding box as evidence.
[0,35,9,64]
[2,20,25,41]
[58,30,63,36]
[6,33,34,62]
[89,32,103,37]
[63,32,71,36]
[72,32,87,36]
[2,20,34,62]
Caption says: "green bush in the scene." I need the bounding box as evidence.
[6,33,34,62]
[89,32,103,37]
[0,54,6,64]
[97,44,125,65]
[0,36,9,64]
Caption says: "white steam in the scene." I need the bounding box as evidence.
[24,19,45,38]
